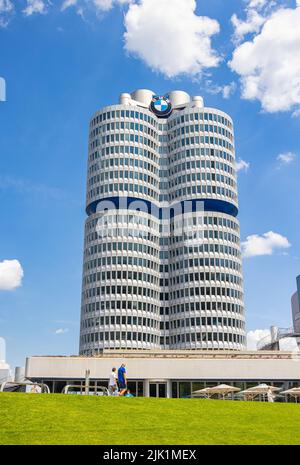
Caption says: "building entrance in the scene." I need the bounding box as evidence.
[149,382,167,398]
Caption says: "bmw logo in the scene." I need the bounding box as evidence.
[150,95,172,118]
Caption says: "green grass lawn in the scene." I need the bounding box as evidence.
[0,392,300,445]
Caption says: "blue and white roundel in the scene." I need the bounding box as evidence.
[153,99,169,112]
[150,95,172,117]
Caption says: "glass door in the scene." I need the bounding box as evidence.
[149,383,157,397]
[149,383,167,398]
[158,383,166,398]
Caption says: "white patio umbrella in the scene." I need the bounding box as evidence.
[281,388,300,403]
[207,384,241,400]
[246,383,280,392]
[240,383,281,401]
[192,388,211,398]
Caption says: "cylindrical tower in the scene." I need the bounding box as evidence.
[79,90,246,355]
[80,102,162,354]
[166,106,244,350]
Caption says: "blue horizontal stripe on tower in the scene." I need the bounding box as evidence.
[86,197,238,218]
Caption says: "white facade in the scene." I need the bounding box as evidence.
[79,90,245,354]
[25,351,300,398]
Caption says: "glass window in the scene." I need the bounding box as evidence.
[172,382,178,398]
[179,382,191,398]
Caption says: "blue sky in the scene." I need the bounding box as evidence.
[1,0,300,367]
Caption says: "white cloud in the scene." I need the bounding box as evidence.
[204,80,236,99]
[124,0,220,78]
[292,108,300,118]
[248,0,268,8]
[230,0,278,44]
[61,0,131,13]
[0,260,24,291]
[61,0,77,11]
[0,0,12,13]
[229,5,300,113]
[93,0,114,11]
[242,231,291,258]
[0,0,14,27]
[231,9,265,44]
[23,0,48,16]
[0,175,65,200]
[0,337,6,362]
[222,81,237,99]
[0,360,10,371]
[236,158,250,172]
[277,151,296,165]
[247,329,270,350]
[54,328,69,334]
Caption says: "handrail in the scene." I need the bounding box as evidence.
[0,381,50,393]
[257,327,300,350]
[62,384,109,395]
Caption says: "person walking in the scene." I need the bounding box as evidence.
[267,387,275,402]
[118,363,127,396]
[124,389,134,397]
[108,367,118,396]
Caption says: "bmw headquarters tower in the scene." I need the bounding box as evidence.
[79,89,246,355]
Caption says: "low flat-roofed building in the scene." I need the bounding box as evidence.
[25,350,300,398]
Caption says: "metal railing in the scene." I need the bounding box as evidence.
[0,381,50,393]
[257,326,300,350]
[62,384,109,395]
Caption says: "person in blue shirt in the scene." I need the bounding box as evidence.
[118,363,127,396]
